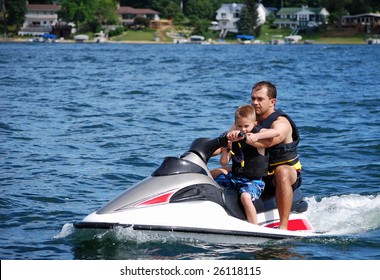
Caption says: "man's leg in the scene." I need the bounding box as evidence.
[273,165,297,230]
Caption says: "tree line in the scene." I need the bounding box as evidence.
[2,0,380,35]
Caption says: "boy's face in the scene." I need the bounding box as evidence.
[235,117,256,134]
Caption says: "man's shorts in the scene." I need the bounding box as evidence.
[215,172,265,202]
[264,171,302,191]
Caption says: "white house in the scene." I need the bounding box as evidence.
[273,5,329,29]
[18,4,60,36]
[211,3,267,37]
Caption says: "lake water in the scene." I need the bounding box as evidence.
[1,42,379,260]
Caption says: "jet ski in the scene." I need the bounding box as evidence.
[74,134,317,244]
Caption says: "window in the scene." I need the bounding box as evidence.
[299,14,308,21]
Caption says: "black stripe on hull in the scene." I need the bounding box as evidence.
[73,222,299,240]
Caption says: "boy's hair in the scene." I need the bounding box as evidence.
[235,104,256,122]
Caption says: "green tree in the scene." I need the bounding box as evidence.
[58,0,88,30]
[27,0,53,3]
[323,0,352,28]
[185,0,214,20]
[92,0,119,28]
[190,17,211,36]
[237,7,253,35]
[151,0,181,19]
[237,0,259,36]
[4,0,26,32]
[347,0,373,14]
[58,0,118,32]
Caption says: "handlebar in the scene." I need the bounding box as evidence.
[238,132,246,140]
[187,132,247,164]
[218,132,246,148]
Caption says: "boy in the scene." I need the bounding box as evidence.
[215,104,279,224]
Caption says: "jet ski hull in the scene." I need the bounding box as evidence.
[74,136,317,244]
[75,200,316,244]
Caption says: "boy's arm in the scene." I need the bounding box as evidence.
[220,145,232,167]
[245,128,280,148]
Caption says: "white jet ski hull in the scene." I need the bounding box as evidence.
[76,200,316,244]
[75,136,317,244]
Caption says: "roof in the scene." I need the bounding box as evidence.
[277,7,325,15]
[343,13,380,19]
[27,4,60,12]
[118,6,160,15]
[219,3,245,12]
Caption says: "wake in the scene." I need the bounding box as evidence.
[306,194,380,235]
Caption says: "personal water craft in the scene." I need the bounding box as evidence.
[74,135,317,244]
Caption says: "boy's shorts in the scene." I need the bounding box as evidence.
[215,172,265,201]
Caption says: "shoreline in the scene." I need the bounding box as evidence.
[0,37,368,45]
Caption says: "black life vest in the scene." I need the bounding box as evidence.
[231,141,269,180]
[251,109,300,167]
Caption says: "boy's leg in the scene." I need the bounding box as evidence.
[238,179,265,225]
[240,192,257,224]
[210,166,231,178]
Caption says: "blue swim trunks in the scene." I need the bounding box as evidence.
[215,172,265,201]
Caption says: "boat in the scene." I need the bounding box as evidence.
[28,33,57,43]
[270,35,285,45]
[367,38,380,44]
[236,34,255,44]
[74,134,318,244]
[94,31,107,43]
[284,35,302,44]
[304,40,314,44]
[74,34,89,42]
[188,35,210,44]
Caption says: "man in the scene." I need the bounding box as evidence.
[223,81,302,230]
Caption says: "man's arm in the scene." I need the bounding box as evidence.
[247,117,292,148]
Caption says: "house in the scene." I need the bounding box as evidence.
[117,6,161,28]
[211,3,267,38]
[18,4,164,37]
[18,4,60,36]
[273,5,329,29]
[341,13,380,33]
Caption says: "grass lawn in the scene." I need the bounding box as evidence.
[257,24,367,44]
[112,30,156,42]
[313,33,367,44]
[108,24,367,44]
[256,24,292,42]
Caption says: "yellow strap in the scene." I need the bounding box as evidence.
[267,161,302,176]
[237,143,245,167]
[270,159,296,166]
[292,161,302,171]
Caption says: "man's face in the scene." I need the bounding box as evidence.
[251,88,275,116]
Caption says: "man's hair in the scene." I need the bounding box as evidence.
[235,104,256,122]
[252,81,277,99]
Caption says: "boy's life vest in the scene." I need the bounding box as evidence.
[231,141,269,180]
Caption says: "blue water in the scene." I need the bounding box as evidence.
[1,42,379,260]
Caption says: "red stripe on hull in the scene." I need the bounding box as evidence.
[135,191,175,207]
[265,219,313,231]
